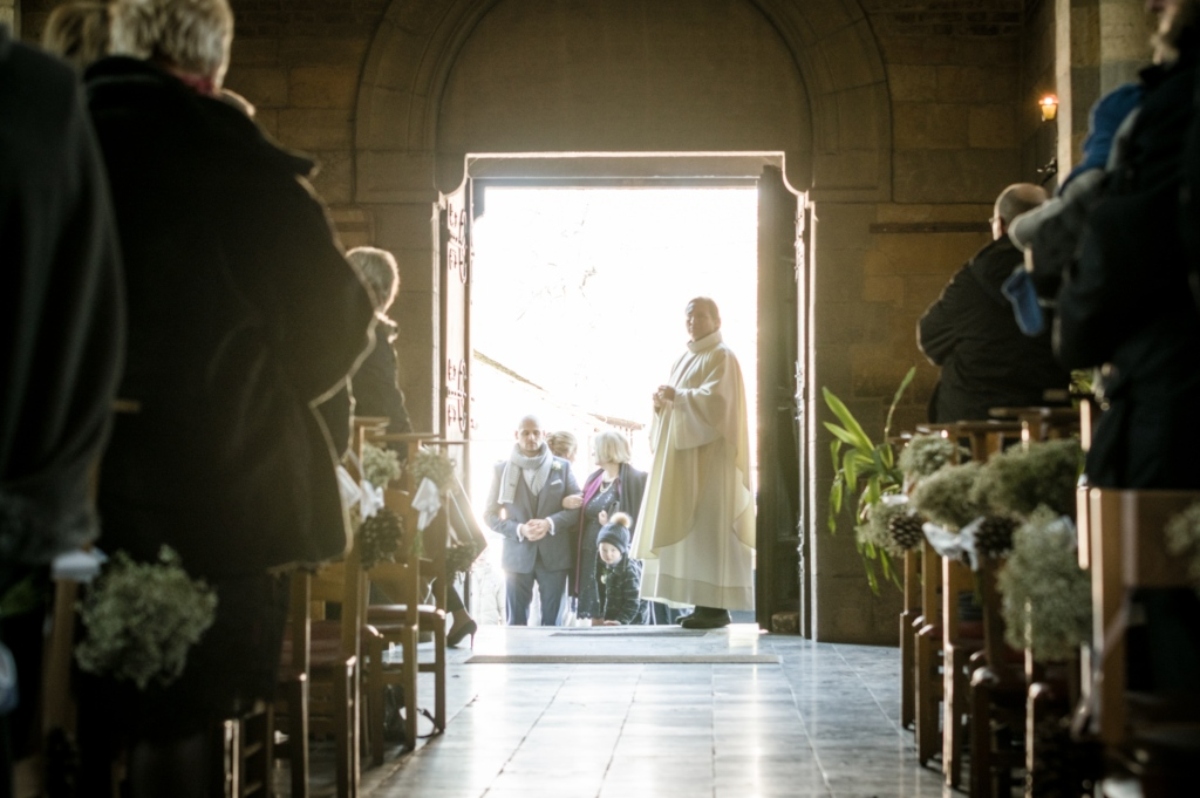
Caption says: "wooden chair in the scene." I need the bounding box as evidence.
[361,433,459,766]
[941,556,983,789]
[968,553,1027,798]
[1085,489,1200,795]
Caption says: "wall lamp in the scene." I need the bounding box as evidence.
[1039,94,1059,122]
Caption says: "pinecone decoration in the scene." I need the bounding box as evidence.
[975,514,1017,557]
[888,512,925,551]
[358,507,405,570]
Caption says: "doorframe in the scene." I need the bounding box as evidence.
[454,152,810,630]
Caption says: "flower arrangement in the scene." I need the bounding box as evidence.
[445,541,482,576]
[997,507,1091,662]
[75,547,217,690]
[856,500,909,558]
[910,461,987,530]
[408,449,456,492]
[1165,501,1200,594]
[363,442,402,489]
[898,434,964,480]
[358,507,405,570]
[972,439,1083,519]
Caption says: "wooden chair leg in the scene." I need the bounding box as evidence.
[401,627,419,752]
[901,610,918,729]
[970,668,994,798]
[366,636,386,768]
[289,674,310,798]
[333,656,359,798]
[434,625,446,734]
[916,623,942,766]
[943,643,970,788]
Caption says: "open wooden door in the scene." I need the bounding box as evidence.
[755,166,805,631]
[438,180,473,483]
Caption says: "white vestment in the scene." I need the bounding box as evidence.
[633,331,755,610]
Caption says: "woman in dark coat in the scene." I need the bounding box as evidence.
[568,431,647,622]
[79,0,374,793]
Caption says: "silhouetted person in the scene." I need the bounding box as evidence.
[0,24,123,793]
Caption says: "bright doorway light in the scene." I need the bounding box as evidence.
[467,186,759,625]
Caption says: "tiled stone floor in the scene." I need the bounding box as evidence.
[357,625,951,798]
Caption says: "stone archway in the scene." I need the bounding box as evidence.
[353,0,891,203]
[351,0,897,643]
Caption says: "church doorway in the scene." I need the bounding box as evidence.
[442,159,807,632]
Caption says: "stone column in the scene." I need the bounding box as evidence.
[1056,0,1101,171]
[1099,0,1155,91]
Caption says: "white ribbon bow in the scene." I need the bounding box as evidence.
[51,548,107,583]
[412,477,442,531]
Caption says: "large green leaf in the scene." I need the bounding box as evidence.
[822,387,873,451]
[883,366,917,439]
[823,421,866,449]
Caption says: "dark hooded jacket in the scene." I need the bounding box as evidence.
[918,236,1070,423]
[1058,51,1200,488]
[85,57,374,578]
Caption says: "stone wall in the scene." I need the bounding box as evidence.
[13,0,1075,643]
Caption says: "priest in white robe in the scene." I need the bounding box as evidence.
[633,297,755,629]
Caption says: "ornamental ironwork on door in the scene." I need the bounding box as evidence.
[439,181,473,477]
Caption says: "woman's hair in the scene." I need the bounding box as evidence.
[546,431,577,459]
[593,430,631,465]
[346,247,400,312]
[1155,0,1200,64]
[42,2,111,71]
[109,0,233,83]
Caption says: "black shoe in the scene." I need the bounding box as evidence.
[681,609,731,629]
[447,619,477,649]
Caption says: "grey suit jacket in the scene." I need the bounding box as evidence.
[484,457,580,574]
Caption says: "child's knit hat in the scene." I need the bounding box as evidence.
[597,512,633,558]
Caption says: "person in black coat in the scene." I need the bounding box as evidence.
[78,1,375,793]
[0,25,124,791]
[1058,2,1200,491]
[1058,0,1200,705]
[918,184,1070,423]
[595,513,649,626]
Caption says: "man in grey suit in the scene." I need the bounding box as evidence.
[484,415,581,625]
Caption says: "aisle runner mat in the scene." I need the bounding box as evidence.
[465,654,781,664]
[550,629,708,637]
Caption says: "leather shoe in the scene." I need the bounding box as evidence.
[447,619,477,648]
[681,609,731,629]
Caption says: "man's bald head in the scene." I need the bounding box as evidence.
[992,184,1047,239]
[514,415,544,456]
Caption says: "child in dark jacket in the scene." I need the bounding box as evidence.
[595,513,649,626]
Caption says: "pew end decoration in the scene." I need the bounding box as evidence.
[359,508,406,570]
[75,547,217,690]
[363,442,403,489]
[910,461,987,531]
[997,508,1091,663]
[898,434,964,481]
[408,449,456,493]
[824,366,916,592]
[971,438,1083,518]
[1165,501,1200,594]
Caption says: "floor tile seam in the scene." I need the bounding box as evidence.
[828,643,905,736]
[479,666,577,798]
[596,663,645,798]
[769,640,835,798]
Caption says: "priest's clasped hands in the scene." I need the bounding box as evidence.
[652,384,676,410]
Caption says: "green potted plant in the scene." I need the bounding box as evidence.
[824,366,915,592]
